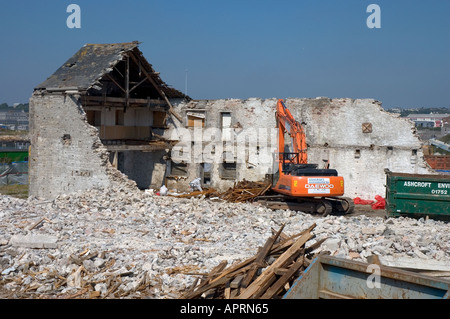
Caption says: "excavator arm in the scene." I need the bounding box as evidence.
[276,99,308,165]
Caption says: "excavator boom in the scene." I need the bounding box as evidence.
[276,99,308,164]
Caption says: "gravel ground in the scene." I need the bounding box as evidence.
[0,187,448,299]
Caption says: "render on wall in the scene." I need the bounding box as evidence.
[164,97,433,199]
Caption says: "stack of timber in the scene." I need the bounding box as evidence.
[170,180,271,203]
[218,180,272,203]
[181,223,325,299]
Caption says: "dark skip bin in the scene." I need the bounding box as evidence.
[283,254,450,299]
[384,169,450,220]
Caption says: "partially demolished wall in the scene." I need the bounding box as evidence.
[29,94,136,199]
[166,97,433,198]
[29,94,433,200]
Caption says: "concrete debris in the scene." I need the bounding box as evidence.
[9,234,58,249]
[379,256,450,272]
[0,189,449,299]
[189,178,203,192]
[159,185,168,196]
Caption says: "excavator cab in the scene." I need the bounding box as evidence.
[280,155,337,177]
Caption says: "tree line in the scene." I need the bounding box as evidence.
[0,103,29,112]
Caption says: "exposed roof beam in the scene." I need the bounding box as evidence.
[105,74,126,93]
[129,77,148,93]
[128,51,183,122]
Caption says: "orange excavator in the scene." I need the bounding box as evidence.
[266,99,354,215]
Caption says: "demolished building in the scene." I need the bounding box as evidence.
[29,42,434,200]
[29,42,188,199]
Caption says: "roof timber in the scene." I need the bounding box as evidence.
[82,96,168,112]
[127,50,183,122]
[105,142,171,152]
[34,42,187,121]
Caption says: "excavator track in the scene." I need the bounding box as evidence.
[326,197,355,215]
[256,195,354,216]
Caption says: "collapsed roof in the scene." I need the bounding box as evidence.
[35,41,189,100]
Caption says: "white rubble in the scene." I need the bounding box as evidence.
[0,188,449,298]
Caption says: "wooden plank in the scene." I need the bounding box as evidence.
[260,256,305,299]
[305,237,328,254]
[153,111,167,127]
[224,281,231,299]
[125,55,130,111]
[203,258,254,285]
[257,183,272,197]
[66,287,89,299]
[230,288,240,299]
[129,77,148,93]
[240,224,285,288]
[196,260,227,291]
[237,225,315,299]
[105,74,126,93]
[89,291,101,298]
[246,274,278,299]
[28,217,50,230]
[249,248,304,299]
[271,223,316,255]
[182,224,315,299]
[181,263,253,299]
[188,116,205,127]
[202,288,216,299]
[230,275,244,289]
[83,95,167,107]
[271,227,289,241]
[274,268,289,276]
[185,277,200,296]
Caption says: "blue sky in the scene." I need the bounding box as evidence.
[0,0,449,108]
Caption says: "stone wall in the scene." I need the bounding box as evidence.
[29,94,135,199]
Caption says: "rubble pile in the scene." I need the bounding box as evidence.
[183,223,323,299]
[0,188,449,298]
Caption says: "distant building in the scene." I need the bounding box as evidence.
[414,121,434,128]
[0,136,30,151]
[407,113,450,128]
[441,116,450,135]
[0,110,29,130]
